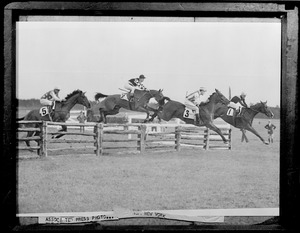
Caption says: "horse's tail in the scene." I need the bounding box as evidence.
[94,93,108,101]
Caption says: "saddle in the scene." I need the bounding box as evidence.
[227,107,244,118]
[120,92,134,102]
[128,92,134,102]
[39,102,56,121]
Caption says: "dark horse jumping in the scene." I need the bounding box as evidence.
[92,89,164,123]
[156,89,230,143]
[18,90,91,147]
[213,89,274,145]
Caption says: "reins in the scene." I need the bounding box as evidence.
[136,90,157,102]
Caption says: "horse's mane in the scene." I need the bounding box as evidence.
[65,89,83,99]
[250,102,265,109]
[201,90,230,106]
[206,92,215,102]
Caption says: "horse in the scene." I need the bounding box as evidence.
[156,89,231,143]
[93,89,164,123]
[18,90,91,147]
[214,99,274,145]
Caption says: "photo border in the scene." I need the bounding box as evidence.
[2,1,299,231]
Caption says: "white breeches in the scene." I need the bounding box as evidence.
[124,83,135,92]
[184,99,199,114]
[228,102,243,111]
[40,99,53,106]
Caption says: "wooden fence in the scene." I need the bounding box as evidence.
[17,121,231,157]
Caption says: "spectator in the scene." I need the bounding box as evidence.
[264,120,276,143]
[77,111,87,132]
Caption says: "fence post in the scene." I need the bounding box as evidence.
[39,121,47,157]
[95,123,103,156]
[138,124,146,152]
[204,128,210,150]
[175,126,182,151]
[126,114,132,139]
[228,128,232,150]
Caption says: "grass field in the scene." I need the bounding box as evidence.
[17,118,279,224]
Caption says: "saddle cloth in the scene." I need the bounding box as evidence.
[226,108,235,116]
[120,93,129,101]
[39,106,50,117]
[183,107,196,120]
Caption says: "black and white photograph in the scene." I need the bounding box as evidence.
[3,1,299,231]
[16,16,280,224]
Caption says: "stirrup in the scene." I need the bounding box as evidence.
[48,111,53,121]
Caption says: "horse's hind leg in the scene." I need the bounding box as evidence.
[149,111,160,122]
[143,112,151,123]
[25,131,37,152]
[25,131,33,147]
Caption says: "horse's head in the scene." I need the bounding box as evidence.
[150,89,164,102]
[215,89,230,105]
[65,90,91,108]
[255,101,274,118]
[77,91,91,108]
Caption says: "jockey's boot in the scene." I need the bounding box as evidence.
[48,106,53,121]
[232,110,238,127]
[129,93,134,102]
[195,113,200,125]
[237,107,243,117]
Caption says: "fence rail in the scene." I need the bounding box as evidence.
[17,121,231,157]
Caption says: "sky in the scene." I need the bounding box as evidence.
[16,17,281,107]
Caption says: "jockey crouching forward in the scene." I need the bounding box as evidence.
[40,87,65,119]
[228,92,248,117]
[184,87,207,124]
[123,74,147,101]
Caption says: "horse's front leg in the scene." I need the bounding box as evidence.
[99,109,107,124]
[149,111,158,122]
[144,112,151,123]
[241,129,249,143]
[53,125,67,139]
[147,106,162,122]
[245,125,269,145]
[135,106,151,123]
[206,123,228,143]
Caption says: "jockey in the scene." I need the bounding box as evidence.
[184,87,207,124]
[228,92,248,116]
[40,87,65,113]
[124,74,148,101]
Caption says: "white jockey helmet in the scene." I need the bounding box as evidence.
[241,92,246,97]
[199,87,207,92]
[54,87,60,91]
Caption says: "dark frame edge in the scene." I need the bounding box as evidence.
[2,1,299,232]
